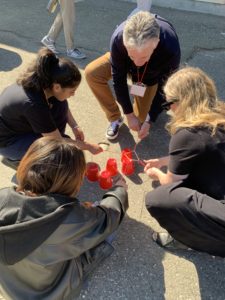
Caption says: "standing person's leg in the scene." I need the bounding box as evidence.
[59,0,74,51]
[41,1,62,53]
[137,0,152,11]
[60,0,86,59]
[85,53,123,140]
[145,181,225,257]
[133,83,158,122]
[128,0,152,18]
[47,14,63,42]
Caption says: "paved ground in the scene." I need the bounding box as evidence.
[0,1,225,299]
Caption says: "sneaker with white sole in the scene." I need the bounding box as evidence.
[67,48,86,59]
[106,117,124,140]
[41,36,59,54]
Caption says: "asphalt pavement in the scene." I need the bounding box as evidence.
[0,1,225,299]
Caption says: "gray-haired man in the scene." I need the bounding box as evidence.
[85,11,180,140]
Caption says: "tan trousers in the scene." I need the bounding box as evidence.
[85,52,158,123]
[47,0,75,51]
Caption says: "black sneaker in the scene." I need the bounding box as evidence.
[152,231,191,250]
[106,117,124,140]
[1,157,20,170]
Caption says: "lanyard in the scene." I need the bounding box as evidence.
[137,61,149,84]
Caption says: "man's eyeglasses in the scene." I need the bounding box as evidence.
[161,99,178,111]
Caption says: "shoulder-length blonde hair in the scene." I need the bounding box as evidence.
[164,67,225,135]
[16,137,86,197]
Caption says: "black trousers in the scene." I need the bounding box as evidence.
[145,181,225,257]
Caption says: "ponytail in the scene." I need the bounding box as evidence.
[17,47,81,91]
[36,48,59,89]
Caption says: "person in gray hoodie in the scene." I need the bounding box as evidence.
[0,136,128,300]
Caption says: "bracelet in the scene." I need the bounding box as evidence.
[72,124,79,129]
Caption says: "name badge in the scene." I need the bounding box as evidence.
[130,83,146,97]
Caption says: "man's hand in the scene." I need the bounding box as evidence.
[126,113,141,131]
[138,122,150,139]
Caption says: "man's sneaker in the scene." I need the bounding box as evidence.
[41,36,59,54]
[67,48,86,59]
[106,117,124,140]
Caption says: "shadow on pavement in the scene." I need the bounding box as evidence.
[0,48,22,71]
[78,215,166,300]
[167,250,225,300]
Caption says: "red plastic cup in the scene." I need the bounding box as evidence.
[106,158,118,176]
[121,157,135,176]
[121,148,132,162]
[85,162,100,182]
[98,170,113,190]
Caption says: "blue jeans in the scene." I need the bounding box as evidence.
[0,133,41,160]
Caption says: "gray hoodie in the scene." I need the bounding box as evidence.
[0,186,128,300]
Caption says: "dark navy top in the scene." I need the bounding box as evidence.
[110,14,181,120]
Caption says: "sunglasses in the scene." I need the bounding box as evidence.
[161,99,178,111]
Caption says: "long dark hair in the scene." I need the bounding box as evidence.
[17,47,81,91]
[16,136,86,197]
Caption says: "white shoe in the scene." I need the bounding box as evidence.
[67,48,86,59]
[41,36,59,54]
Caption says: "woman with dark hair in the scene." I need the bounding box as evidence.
[0,47,102,168]
[144,67,225,256]
[0,136,128,299]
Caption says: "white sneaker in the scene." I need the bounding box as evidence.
[41,36,59,54]
[67,48,86,59]
[106,117,124,140]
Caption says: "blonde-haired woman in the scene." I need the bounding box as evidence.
[0,136,128,299]
[144,67,225,256]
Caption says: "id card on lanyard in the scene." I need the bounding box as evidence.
[130,61,148,97]
[130,83,146,97]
